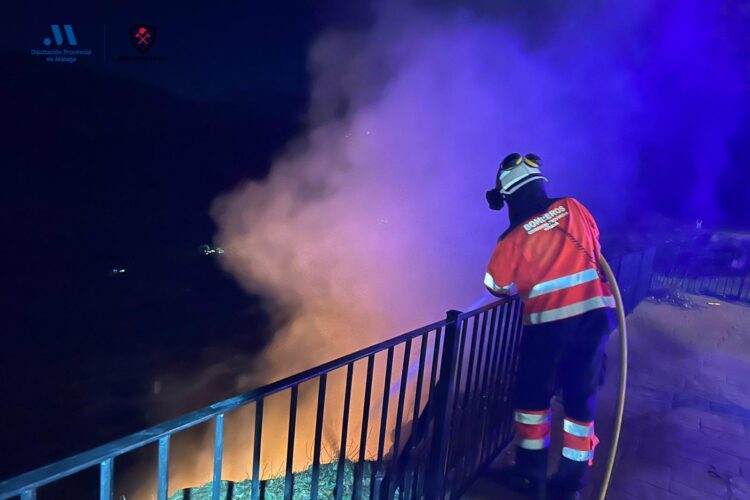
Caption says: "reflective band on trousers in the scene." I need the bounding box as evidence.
[563,418,594,437]
[515,411,551,425]
[562,446,594,462]
[528,269,599,298]
[527,295,615,324]
[519,437,550,450]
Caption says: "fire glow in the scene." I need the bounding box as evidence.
[129,343,437,497]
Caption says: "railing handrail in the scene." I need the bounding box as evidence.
[0,312,469,497]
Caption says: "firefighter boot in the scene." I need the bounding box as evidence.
[548,457,587,500]
[487,448,548,499]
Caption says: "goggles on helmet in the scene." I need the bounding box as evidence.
[495,152,547,195]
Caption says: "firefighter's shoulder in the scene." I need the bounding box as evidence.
[563,197,595,216]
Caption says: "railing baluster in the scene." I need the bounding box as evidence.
[377,347,395,463]
[353,354,375,500]
[393,339,412,457]
[252,399,264,500]
[403,469,414,500]
[452,319,469,411]
[99,458,113,500]
[412,332,429,435]
[412,328,441,498]
[335,363,355,500]
[477,307,499,464]
[498,301,521,446]
[418,327,443,497]
[157,436,170,500]
[475,310,491,407]
[427,327,443,402]
[504,299,525,445]
[416,466,426,499]
[463,313,481,408]
[310,374,327,500]
[454,316,482,484]
[495,301,516,448]
[473,308,494,468]
[425,310,461,499]
[212,414,224,500]
[386,339,412,498]
[284,386,298,500]
[372,346,395,500]
[486,303,507,454]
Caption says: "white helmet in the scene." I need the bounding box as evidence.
[496,153,548,195]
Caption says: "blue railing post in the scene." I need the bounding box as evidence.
[252,399,264,500]
[212,414,225,500]
[157,436,170,500]
[425,310,462,499]
[100,458,113,500]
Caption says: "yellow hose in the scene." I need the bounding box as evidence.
[596,256,628,500]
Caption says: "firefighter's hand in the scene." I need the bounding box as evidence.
[486,284,517,297]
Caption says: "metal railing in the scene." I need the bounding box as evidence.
[652,271,750,303]
[382,299,526,499]
[649,242,750,303]
[0,297,525,500]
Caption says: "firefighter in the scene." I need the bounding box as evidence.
[484,153,615,500]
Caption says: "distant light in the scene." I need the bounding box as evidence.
[110,268,126,275]
[199,244,224,255]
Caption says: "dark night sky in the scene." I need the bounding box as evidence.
[0,0,375,481]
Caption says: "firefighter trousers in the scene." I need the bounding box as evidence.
[512,306,615,490]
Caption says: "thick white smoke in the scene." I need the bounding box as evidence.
[210,2,647,383]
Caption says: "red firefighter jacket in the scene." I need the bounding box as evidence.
[484,197,614,325]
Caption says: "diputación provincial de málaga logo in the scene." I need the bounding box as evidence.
[30,24,93,63]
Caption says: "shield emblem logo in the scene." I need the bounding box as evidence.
[129,25,157,53]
